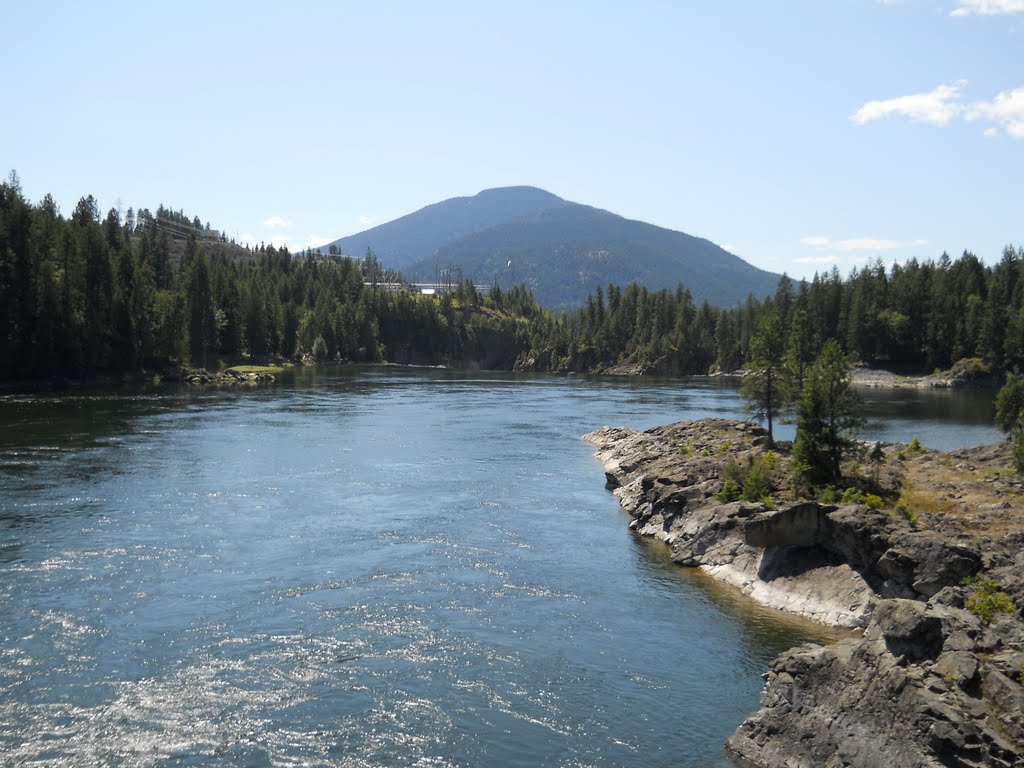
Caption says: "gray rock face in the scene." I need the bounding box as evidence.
[583,419,1024,768]
[727,598,1024,768]
[583,421,981,628]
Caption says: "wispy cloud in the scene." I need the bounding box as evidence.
[263,215,292,229]
[851,80,1024,139]
[966,86,1024,138]
[951,0,1024,16]
[801,236,928,252]
[358,215,378,227]
[720,243,737,254]
[850,81,967,126]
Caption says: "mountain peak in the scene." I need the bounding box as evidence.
[320,186,568,268]
[319,188,780,309]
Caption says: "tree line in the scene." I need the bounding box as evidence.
[527,247,1024,377]
[2,174,1022,384]
[0,173,541,380]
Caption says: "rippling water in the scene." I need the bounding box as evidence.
[0,368,998,767]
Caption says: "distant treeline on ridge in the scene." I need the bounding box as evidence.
[1,174,1022,382]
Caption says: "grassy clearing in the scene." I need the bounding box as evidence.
[897,485,949,516]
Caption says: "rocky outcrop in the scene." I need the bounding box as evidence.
[727,594,1024,768]
[161,366,277,384]
[584,419,1024,768]
[584,420,982,628]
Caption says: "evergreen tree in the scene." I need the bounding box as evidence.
[792,340,864,486]
[187,250,217,367]
[994,372,1024,473]
[785,307,816,397]
[740,310,788,445]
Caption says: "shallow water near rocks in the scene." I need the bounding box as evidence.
[0,367,999,766]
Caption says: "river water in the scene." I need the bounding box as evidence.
[0,368,1000,767]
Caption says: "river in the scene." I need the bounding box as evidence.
[0,368,1000,767]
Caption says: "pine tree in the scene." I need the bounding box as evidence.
[187,250,217,368]
[792,340,864,486]
[740,310,788,445]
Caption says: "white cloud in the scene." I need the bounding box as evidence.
[720,243,736,253]
[240,232,258,246]
[263,215,292,229]
[852,80,1024,139]
[358,215,378,227]
[850,81,967,126]
[801,236,927,252]
[951,0,1024,16]
[966,86,1024,138]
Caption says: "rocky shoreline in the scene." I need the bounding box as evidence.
[584,419,1024,767]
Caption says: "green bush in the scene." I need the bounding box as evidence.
[717,479,741,503]
[895,502,919,529]
[964,577,1016,623]
[818,486,840,504]
[864,493,883,510]
[955,357,990,379]
[717,453,776,504]
[840,487,865,505]
[741,459,773,502]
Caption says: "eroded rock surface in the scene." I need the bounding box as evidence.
[583,419,1024,768]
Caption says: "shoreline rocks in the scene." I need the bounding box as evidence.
[160,365,278,385]
[584,418,1024,767]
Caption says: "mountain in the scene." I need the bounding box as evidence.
[320,187,781,309]
[321,186,567,270]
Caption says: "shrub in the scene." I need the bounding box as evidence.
[741,459,773,502]
[954,357,990,380]
[818,486,840,504]
[718,453,776,504]
[964,577,1016,623]
[864,493,883,510]
[840,487,865,505]
[717,479,741,503]
[895,502,919,529]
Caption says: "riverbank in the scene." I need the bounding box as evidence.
[584,419,1024,767]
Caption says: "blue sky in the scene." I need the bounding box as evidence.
[3,0,1022,280]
